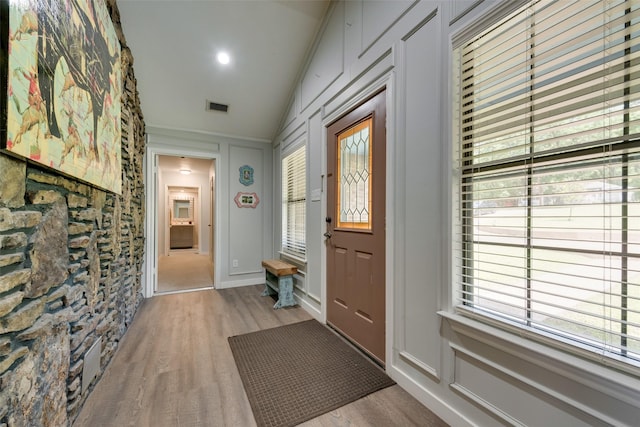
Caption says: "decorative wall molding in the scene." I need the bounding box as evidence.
[443,312,640,425]
[448,380,524,427]
[323,50,393,125]
[361,0,420,57]
[147,124,269,145]
[399,351,440,381]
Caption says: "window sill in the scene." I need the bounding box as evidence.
[438,310,640,409]
[278,251,307,274]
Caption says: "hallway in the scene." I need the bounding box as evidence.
[73,286,446,426]
[157,251,214,293]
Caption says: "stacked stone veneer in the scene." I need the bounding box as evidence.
[0,1,145,425]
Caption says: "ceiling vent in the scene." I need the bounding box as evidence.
[206,100,229,113]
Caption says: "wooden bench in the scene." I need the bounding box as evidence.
[261,259,298,309]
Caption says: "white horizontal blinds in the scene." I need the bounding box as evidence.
[455,0,640,365]
[460,0,640,166]
[282,146,306,258]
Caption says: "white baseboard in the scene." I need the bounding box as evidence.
[217,277,265,289]
[388,364,474,427]
[296,294,322,322]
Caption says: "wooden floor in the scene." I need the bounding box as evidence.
[73,285,447,427]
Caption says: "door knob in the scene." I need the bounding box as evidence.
[323,232,332,239]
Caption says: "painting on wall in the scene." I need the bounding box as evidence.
[0,0,122,194]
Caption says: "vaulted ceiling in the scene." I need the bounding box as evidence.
[117,0,331,143]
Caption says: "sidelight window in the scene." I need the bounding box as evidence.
[282,145,306,258]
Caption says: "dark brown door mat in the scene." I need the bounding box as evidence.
[228,319,395,427]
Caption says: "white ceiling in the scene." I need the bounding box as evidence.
[158,155,214,176]
[117,0,330,142]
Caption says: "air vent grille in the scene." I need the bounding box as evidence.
[206,100,229,113]
[82,337,102,392]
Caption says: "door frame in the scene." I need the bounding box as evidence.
[320,72,396,367]
[166,185,201,255]
[144,145,220,298]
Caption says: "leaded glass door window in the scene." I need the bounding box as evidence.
[336,117,373,231]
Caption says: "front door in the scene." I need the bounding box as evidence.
[326,89,386,364]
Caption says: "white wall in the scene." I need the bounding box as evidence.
[272,1,640,426]
[145,127,272,291]
[228,145,265,276]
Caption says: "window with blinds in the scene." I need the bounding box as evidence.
[282,146,306,259]
[452,0,640,368]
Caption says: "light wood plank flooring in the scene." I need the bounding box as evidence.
[73,285,447,427]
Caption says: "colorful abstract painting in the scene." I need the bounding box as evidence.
[2,0,122,193]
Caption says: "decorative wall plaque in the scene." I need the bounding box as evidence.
[234,192,259,208]
[239,165,254,186]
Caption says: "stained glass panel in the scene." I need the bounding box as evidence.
[337,118,372,230]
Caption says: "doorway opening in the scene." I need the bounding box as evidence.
[155,155,216,294]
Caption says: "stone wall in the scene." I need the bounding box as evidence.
[0,1,145,425]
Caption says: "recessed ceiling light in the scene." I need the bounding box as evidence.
[217,51,230,65]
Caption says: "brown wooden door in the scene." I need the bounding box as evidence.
[326,89,386,364]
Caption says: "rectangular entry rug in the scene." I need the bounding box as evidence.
[228,319,395,427]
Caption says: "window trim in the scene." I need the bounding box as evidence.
[281,143,307,260]
[451,0,640,373]
[451,0,529,51]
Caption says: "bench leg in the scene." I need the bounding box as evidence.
[273,276,295,309]
[261,283,276,297]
